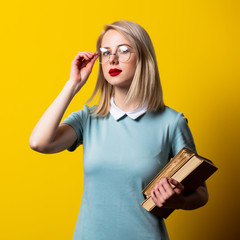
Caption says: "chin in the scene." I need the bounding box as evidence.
[105,78,132,89]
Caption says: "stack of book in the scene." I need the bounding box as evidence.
[141,147,218,218]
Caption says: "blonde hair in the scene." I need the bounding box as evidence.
[87,20,164,116]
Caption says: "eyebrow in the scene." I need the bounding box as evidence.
[101,44,133,49]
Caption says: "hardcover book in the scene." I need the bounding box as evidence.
[141,147,218,218]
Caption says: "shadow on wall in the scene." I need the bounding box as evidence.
[167,94,240,240]
[204,96,240,240]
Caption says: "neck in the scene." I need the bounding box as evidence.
[113,87,139,112]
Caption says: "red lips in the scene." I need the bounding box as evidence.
[109,68,122,76]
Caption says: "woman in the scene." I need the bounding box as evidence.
[29,20,208,240]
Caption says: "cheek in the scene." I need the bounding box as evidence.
[101,65,108,79]
[127,64,137,78]
[128,58,137,75]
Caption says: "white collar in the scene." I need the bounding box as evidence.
[110,97,148,121]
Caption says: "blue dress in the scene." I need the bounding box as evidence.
[61,105,196,240]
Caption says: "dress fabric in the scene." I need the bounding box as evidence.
[61,105,196,240]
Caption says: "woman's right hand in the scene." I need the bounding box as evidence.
[69,51,98,90]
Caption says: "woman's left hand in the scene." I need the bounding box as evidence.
[150,177,185,209]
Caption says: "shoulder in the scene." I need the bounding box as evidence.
[148,106,185,124]
[69,105,97,118]
[161,106,181,118]
[61,105,98,126]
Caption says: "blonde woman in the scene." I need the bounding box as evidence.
[29,20,208,240]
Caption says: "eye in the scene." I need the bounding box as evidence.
[119,46,129,54]
[100,48,110,56]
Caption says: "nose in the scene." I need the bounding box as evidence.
[109,53,119,64]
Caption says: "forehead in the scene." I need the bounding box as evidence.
[101,29,132,48]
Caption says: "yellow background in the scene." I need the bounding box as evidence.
[1,0,239,239]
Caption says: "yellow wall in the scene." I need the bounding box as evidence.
[1,0,239,239]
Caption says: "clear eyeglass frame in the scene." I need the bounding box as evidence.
[98,45,135,64]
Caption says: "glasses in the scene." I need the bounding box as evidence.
[98,45,135,64]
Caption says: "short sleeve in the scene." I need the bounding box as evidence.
[61,106,89,152]
[170,112,196,158]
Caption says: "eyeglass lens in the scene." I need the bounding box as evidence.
[98,45,131,64]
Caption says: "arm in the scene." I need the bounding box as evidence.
[156,111,209,210]
[151,178,208,210]
[29,52,98,153]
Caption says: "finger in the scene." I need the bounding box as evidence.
[158,178,170,192]
[169,178,184,194]
[153,184,166,203]
[89,52,97,56]
[88,52,98,62]
[71,57,89,69]
[153,179,167,194]
[85,52,96,60]
[90,52,99,61]
[81,52,97,63]
[161,178,175,195]
[80,52,98,65]
[158,185,170,202]
[158,181,175,201]
[81,60,89,68]
[151,189,163,208]
[74,55,90,62]
[73,52,92,62]
[84,54,98,71]
[151,190,157,203]
[157,183,166,194]
[93,52,99,59]
[82,52,97,59]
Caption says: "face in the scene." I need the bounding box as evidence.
[100,29,137,89]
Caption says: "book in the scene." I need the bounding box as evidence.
[141,147,218,219]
